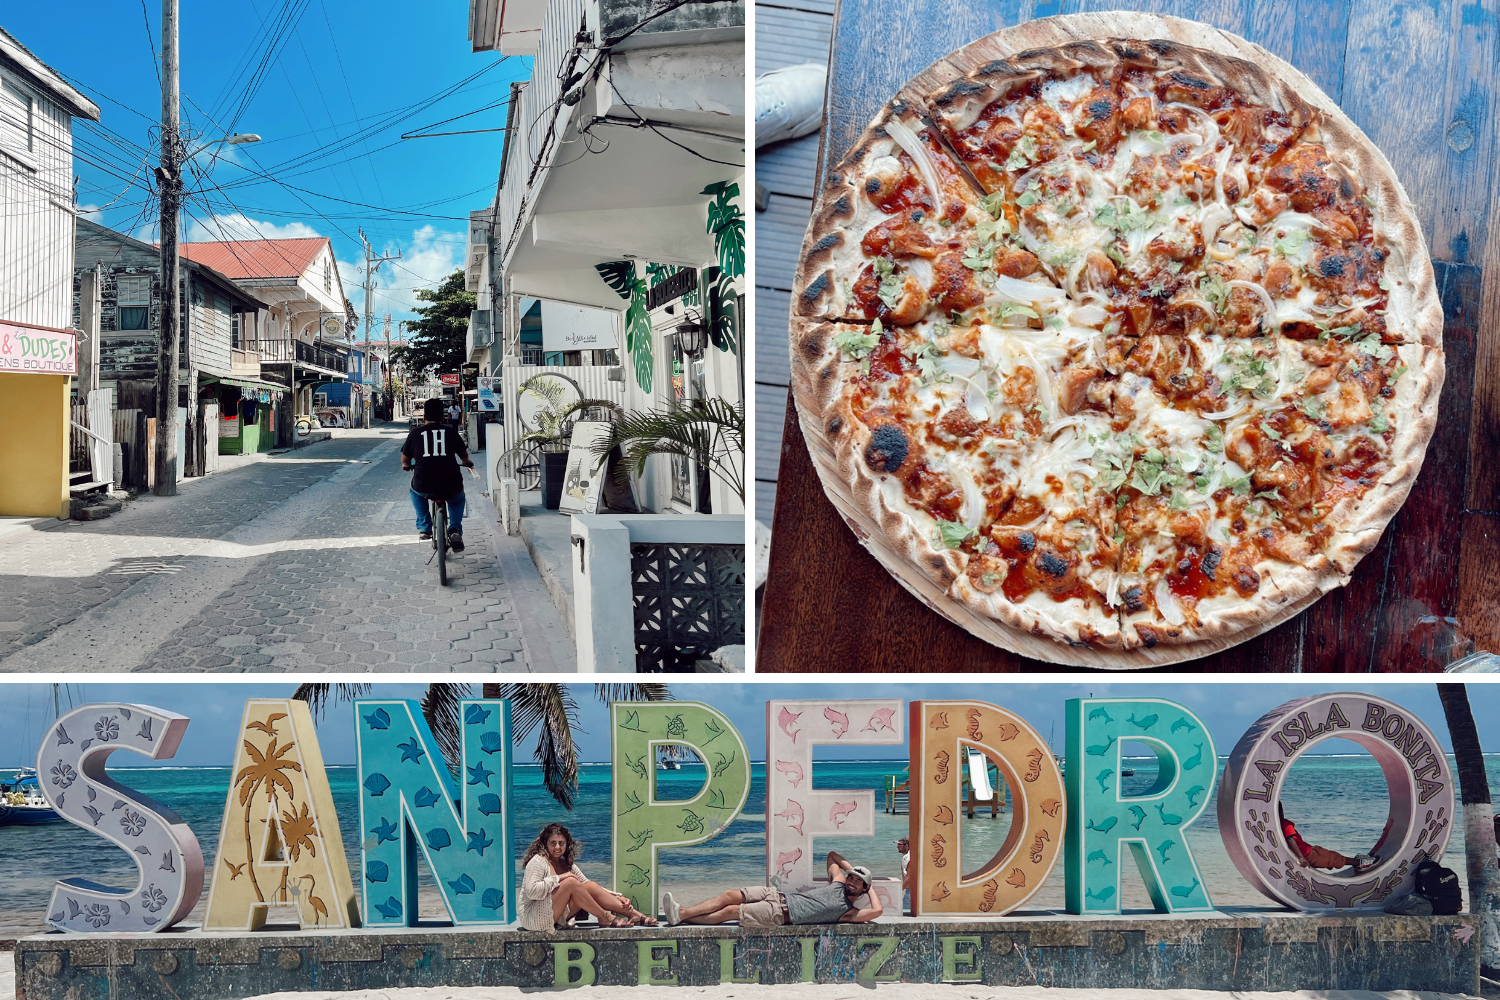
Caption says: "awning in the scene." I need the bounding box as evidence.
[201,375,289,392]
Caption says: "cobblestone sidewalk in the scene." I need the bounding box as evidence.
[0,425,532,672]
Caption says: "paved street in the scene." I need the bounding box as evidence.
[0,424,565,672]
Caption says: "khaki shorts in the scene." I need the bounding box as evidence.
[737,886,786,928]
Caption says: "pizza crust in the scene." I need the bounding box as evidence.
[787,15,1445,666]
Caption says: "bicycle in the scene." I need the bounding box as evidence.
[420,466,479,587]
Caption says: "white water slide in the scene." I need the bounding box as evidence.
[966,749,995,801]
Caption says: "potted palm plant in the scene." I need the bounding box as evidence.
[510,374,615,510]
[592,396,745,507]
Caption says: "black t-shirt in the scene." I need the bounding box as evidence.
[402,422,469,497]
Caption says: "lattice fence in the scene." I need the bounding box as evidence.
[631,542,745,671]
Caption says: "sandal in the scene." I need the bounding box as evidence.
[628,912,659,926]
[608,915,632,928]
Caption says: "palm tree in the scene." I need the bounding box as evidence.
[592,396,744,502]
[1436,683,1500,974]
[292,682,670,809]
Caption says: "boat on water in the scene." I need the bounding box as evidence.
[0,768,62,826]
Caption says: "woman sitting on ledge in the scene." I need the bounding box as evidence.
[520,823,658,931]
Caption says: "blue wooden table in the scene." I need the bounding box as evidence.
[758,0,1500,672]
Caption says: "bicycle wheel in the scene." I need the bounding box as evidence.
[434,500,448,587]
[515,443,542,492]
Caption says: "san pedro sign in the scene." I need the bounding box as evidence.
[31,692,1455,980]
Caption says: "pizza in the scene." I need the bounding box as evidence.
[789,34,1443,655]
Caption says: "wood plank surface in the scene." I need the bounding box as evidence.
[757,0,1500,671]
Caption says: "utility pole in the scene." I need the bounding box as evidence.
[153,0,181,496]
[358,229,399,428]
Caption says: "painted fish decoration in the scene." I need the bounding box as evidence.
[1086,734,1117,757]
[778,707,802,742]
[965,709,984,741]
[774,760,804,787]
[1170,717,1195,735]
[775,799,805,835]
[1185,785,1206,808]
[933,805,955,825]
[931,881,951,901]
[1086,886,1115,903]
[824,707,850,738]
[1005,868,1026,888]
[1127,713,1158,730]
[997,723,1020,742]
[1095,769,1114,793]
[1170,878,1201,899]
[1183,743,1205,770]
[775,849,802,879]
[863,707,897,733]
[363,708,391,730]
[1087,708,1114,724]
[1127,805,1147,831]
[829,800,857,828]
[930,712,949,730]
[1086,849,1112,867]
[1155,840,1174,863]
[1041,799,1062,818]
[463,704,491,725]
[1086,816,1117,834]
[1156,802,1183,826]
[413,786,442,808]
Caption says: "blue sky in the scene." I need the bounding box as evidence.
[6,1,528,333]
[1,681,1492,770]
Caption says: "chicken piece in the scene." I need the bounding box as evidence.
[1263,144,1347,214]
[1245,185,1290,225]
[1019,543,1083,597]
[930,251,986,313]
[1073,85,1122,150]
[1057,364,1103,415]
[1262,258,1297,298]
[992,245,1041,278]
[885,273,929,326]
[1121,96,1154,131]
[1078,249,1118,295]
[860,216,939,259]
[1222,285,1267,338]
[1002,366,1038,408]
[966,539,1009,594]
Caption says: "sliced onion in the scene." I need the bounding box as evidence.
[886,117,944,215]
[1234,205,1259,228]
[1070,303,1109,327]
[1200,397,1248,421]
[1103,571,1123,608]
[1155,578,1187,625]
[1198,203,1233,251]
[964,381,990,424]
[955,464,985,532]
[1212,144,1234,205]
[1268,209,1326,232]
[994,273,1068,303]
[938,354,981,380]
[1046,416,1085,438]
[1065,461,1099,479]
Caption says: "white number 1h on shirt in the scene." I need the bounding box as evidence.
[422,430,446,457]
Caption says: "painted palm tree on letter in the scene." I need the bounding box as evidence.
[231,731,304,904]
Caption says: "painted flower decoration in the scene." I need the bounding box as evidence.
[50,762,77,788]
[120,809,147,837]
[95,716,120,742]
[140,885,167,913]
[84,903,111,928]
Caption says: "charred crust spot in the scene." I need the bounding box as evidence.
[865,177,882,194]
[864,423,909,473]
[1115,44,1145,61]
[826,416,843,436]
[1122,585,1145,614]
[1316,254,1348,278]
[798,329,824,361]
[1148,40,1171,55]
[1201,547,1222,581]
[799,272,829,306]
[1167,71,1211,92]
[1086,97,1113,121]
[1136,624,1160,648]
[817,361,839,387]
[1036,551,1068,578]
[1232,566,1261,596]
[1017,531,1036,553]
[811,233,840,255]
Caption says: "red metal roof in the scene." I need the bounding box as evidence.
[180,237,329,281]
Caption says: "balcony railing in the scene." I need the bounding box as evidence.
[250,340,349,374]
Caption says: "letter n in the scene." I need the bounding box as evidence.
[357,699,514,925]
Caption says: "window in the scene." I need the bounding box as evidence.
[117,276,151,331]
[323,257,331,294]
[0,78,33,156]
[231,314,241,349]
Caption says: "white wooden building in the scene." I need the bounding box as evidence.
[466,0,746,516]
[0,26,100,329]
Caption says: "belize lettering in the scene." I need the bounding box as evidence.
[30,690,1452,946]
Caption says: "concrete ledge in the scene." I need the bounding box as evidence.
[13,913,1479,998]
[293,430,333,450]
[517,499,574,638]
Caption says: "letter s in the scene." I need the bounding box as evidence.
[36,704,204,932]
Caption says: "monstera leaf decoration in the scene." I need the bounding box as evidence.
[595,260,653,393]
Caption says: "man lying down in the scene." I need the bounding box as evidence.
[662,850,883,927]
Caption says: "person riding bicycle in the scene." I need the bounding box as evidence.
[401,398,475,552]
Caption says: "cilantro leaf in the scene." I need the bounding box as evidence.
[934,519,977,549]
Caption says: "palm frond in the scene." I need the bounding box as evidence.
[292,683,372,720]
[492,683,581,809]
[593,397,745,501]
[594,683,672,703]
[421,683,471,779]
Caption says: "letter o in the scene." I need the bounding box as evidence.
[1217,692,1454,912]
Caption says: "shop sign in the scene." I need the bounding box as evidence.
[0,321,76,375]
[440,372,462,386]
[477,377,498,412]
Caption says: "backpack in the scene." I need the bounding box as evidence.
[1413,860,1462,915]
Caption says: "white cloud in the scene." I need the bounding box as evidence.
[78,203,103,223]
[336,224,466,331]
[185,212,322,243]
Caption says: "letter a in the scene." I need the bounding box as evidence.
[203,699,358,930]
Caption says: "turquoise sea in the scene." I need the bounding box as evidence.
[2,755,1497,932]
